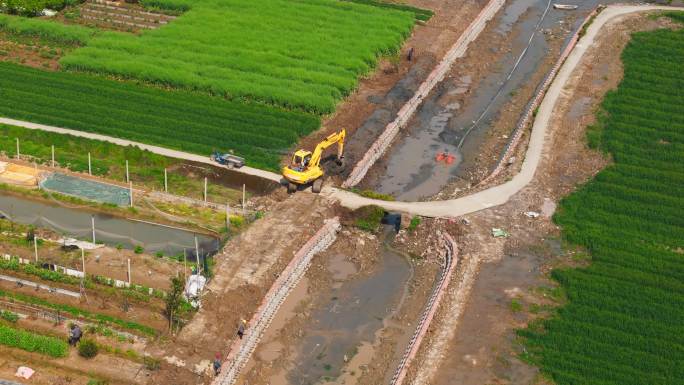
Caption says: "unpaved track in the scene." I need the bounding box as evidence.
[326,4,682,218]
[150,194,333,384]
[0,117,282,183]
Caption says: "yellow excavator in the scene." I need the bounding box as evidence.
[282,129,346,193]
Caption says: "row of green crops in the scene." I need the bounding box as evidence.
[344,0,433,21]
[0,13,97,45]
[519,21,684,385]
[60,0,416,113]
[0,323,68,357]
[0,61,320,170]
[0,287,157,336]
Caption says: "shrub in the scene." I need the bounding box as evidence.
[143,356,161,371]
[0,310,19,323]
[354,205,385,233]
[408,216,421,232]
[78,338,98,358]
[134,245,144,254]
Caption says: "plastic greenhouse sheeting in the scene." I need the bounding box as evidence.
[40,173,130,206]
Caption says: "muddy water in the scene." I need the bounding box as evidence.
[372,0,609,200]
[286,230,411,384]
[0,194,217,255]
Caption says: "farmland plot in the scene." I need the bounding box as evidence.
[0,61,319,170]
[60,0,416,113]
[519,22,684,385]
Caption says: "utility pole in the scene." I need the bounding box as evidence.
[127,258,131,285]
[204,177,208,202]
[34,238,38,263]
[88,152,92,175]
[15,138,19,159]
[129,181,134,207]
[242,184,246,216]
[125,160,129,183]
[164,168,168,193]
[51,145,55,168]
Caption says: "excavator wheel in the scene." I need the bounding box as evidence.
[287,182,297,194]
[312,178,323,193]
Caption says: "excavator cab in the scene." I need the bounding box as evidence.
[291,150,312,171]
[282,129,345,194]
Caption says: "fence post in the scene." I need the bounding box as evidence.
[15,138,19,159]
[194,235,200,275]
[204,177,208,202]
[34,239,38,263]
[129,181,134,207]
[51,145,55,168]
[127,258,131,285]
[91,215,96,244]
[88,153,92,175]
[81,248,86,275]
[164,168,168,193]
[125,160,129,183]
[242,184,246,216]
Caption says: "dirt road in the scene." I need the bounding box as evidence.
[326,4,682,218]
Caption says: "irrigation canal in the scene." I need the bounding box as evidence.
[371,0,611,200]
[0,194,218,256]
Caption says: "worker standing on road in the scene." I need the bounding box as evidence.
[237,319,246,339]
[213,353,221,376]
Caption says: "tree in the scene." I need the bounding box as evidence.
[165,275,185,332]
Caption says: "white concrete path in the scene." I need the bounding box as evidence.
[326,4,682,218]
[0,117,283,183]
[2,5,680,215]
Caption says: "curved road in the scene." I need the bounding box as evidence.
[325,4,681,218]
[2,4,679,218]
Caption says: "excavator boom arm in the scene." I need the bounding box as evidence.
[310,129,345,167]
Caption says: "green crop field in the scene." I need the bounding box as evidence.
[519,19,684,385]
[60,0,416,113]
[0,61,319,170]
[0,0,417,170]
[0,323,68,357]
